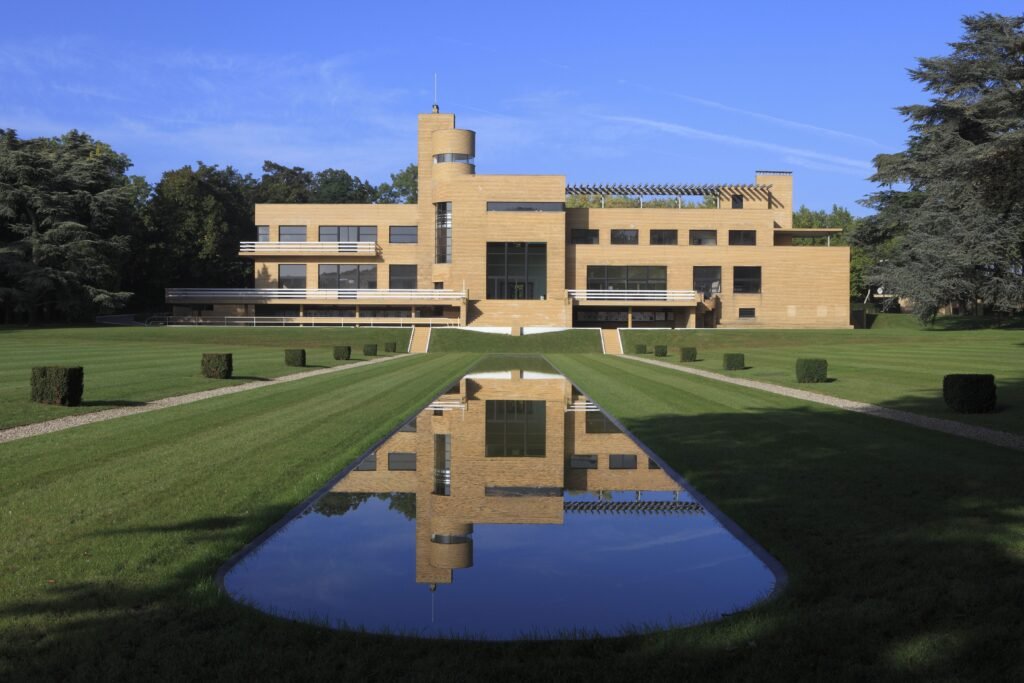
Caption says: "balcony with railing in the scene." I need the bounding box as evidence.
[166,288,466,304]
[239,241,379,256]
[567,289,702,306]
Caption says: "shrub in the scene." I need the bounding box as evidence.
[333,346,351,361]
[654,345,667,357]
[680,347,698,362]
[635,344,647,354]
[384,341,397,353]
[363,344,378,357]
[723,353,745,371]
[284,349,306,367]
[795,358,828,383]
[201,353,233,379]
[30,366,84,406]
[943,374,996,413]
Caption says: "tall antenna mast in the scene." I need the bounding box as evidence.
[432,73,439,113]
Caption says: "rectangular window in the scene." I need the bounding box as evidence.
[279,226,306,242]
[389,265,417,290]
[486,201,564,212]
[485,400,546,457]
[585,411,621,434]
[611,229,639,245]
[586,265,666,291]
[650,229,678,245]
[319,226,377,242]
[318,264,377,289]
[739,307,757,319]
[435,202,452,264]
[689,229,717,246]
[731,194,744,209]
[257,226,270,242]
[728,230,757,246]
[570,455,598,469]
[609,454,638,470]
[433,434,451,495]
[486,242,547,300]
[389,226,418,243]
[693,266,722,297]
[570,228,599,245]
[278,264,306,289]
[387,452,417,471]
[734,266,762,294]
[355,453,377,471]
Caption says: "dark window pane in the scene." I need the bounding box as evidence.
[570,455,598,469]
[610,229,639,245]
[738,307,757,319]
[318,265,339,289]
[585,411,621,434]
[355,453,377,471]
[390,265,417,289]
[586,265,666,291]
[728,230,757,246]
[733,266,762,294]
[731,194,744,209]
[257,226,270,242]
[278,264,306,289]
[387,452,417,471]
[485,400,546,456]
[693,266,722,296]
[486,242,547,300]
[435,202,452,264]
[486,201,564,212]
[570,228,599,245]
[609,454,637,470]
[389,226,418,243]
[358,265,377,289]
[279,226,306,242]
[689,230,717,246]
[650,229,678,245]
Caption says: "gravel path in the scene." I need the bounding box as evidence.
[625,355,1024,452]
[0,355,405,445]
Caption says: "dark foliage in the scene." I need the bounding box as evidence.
[654,345,667,357]
[333,346,351,361]
[796,358,829,383]
[723,353,745,371]
[942,374,997,413]
[201,353,233,379]
[680,347,698,362]
[363,344,377,357]
[284,349,306,367]
[30,366,84,406]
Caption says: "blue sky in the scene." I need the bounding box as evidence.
[2,1,1017,214]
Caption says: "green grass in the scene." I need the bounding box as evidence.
[2,348,1022,679]
[0,326,411,429]
[621,314,1024,434]
[429,328,602,353]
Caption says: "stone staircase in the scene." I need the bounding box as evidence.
[601,328,623,355]
[409,326,432,353]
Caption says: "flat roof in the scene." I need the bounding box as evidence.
[565,183,771,196]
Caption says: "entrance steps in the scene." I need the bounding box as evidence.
[409,326,432,353]
[601,328,623,355]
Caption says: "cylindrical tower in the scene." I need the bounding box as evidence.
[431,128,476,180]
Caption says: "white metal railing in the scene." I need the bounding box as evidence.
[426,400,466,411]
[165,288,466,302]
[239,241,378,255]
[567,289,702,303]
[146,316,461,328]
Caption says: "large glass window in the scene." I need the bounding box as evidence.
[486,242,547,299]
[279,226,306,242]
[278,264,306,289]
[486,201,564,212]
[389,265,417,289]
[689,229,717,246]
[570,228,599,245]
[650,229,678,245]
[611,229,639,245]
[318,264,377,289]
[435,202,452,264]
[693,266,722,296]
[586,265,666,291]
[319,226,377,242]
[257,226,270,242]
[433,152,474,164]
[485,400,546,457]
[734,266,762,293]
[389,226,417,243]
[729,230,757,246]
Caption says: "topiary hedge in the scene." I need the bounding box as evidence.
[723,353,745,371]
[942,374,996,413]
[333,345,351,361]
[796,358,828,383]
[635,344,647,354]
[384,341,397,353]
[30,366,84,406]
[201,353,233,379]
[363,344,378,357]
[654,345,667,357]
[284,349,306,367]
[680,347,697,362]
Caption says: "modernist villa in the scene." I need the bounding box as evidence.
[167,108,850,331]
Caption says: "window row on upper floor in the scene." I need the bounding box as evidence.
[257,225,418,244]
[571,228,758,246]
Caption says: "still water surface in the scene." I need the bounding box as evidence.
[223,358,779,639]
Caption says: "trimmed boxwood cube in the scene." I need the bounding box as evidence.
[680,347,698,362]
[795,358,828,383]
[30,366,84,406]
[384,341,397,353]
[654,345,667,357]
[943,374,996,413]
[284,349,306,367]
[635,344,647,354]
[363,344,378,357]
[333,345,351,360]
[723,353,745,371]
[201,353,233,379]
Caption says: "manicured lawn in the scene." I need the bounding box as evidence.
[429,328,601,353]
[0,326,411,429]
[2,349,1022,679]
[622,314,1024,434]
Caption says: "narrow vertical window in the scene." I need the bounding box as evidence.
[435,202,452,264]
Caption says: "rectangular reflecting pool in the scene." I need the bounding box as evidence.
[221,357,781,640]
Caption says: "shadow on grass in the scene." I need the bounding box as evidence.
[231,375,271,381]
[80,399,147,408]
